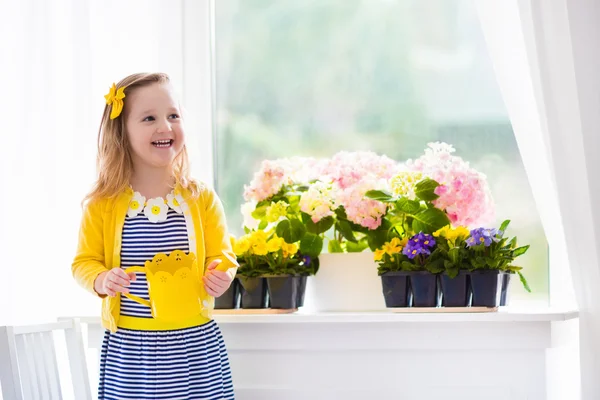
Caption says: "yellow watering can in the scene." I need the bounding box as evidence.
[122,250,220,322]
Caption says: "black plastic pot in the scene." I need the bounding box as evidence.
[214,278,240,309]
[409,271,438,307]
[440,271,470,307]
[380,271,411,307]
[500,272,512,306]
[238,276,269,308]
[266,275,299,309]
[470,270,503,307]
[295,275,308,307]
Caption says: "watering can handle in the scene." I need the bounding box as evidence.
[122,266,151,307]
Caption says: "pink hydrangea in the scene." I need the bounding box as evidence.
[320,152,399,229]
[243,157,322,202]
[335,179,389,230]
[407,142,495,227]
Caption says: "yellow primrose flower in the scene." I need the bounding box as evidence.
[265,201,288,223]
[233,237,251,255]
[104,83,126,119]
[282,242,299,257]
[382,239,402,256]
[267,237,285,253]
[434,225,470,244]
[252,241,269,256]
[374,248,385,261]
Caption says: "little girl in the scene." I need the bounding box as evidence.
[72,72,238,400]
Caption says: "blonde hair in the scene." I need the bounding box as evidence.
[84,72,200,203]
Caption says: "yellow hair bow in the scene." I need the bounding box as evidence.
[104,83,126,119]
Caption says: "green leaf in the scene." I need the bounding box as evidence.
[302,213,334,235]
[426,258,445,274]
[445,266,459,279]
[336,219,358,243]
[251,204,269,220]
[396,198,421,214]
[258,220,268,230]
[499,219,511,233]
[415,178,440,201]
[518,271,531,293]
[276,219,306,243]
[411,208,451,234]
[243,226,251,234]
[512,245,530,257]
[365,190,394,202]
[346,238,369,253]
[300,233,323,258]
[328,239,344,253]
[366,232,387,251]
[449,247,460,264]
[401,261,417,271]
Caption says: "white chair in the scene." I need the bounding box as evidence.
[0,318,92,400]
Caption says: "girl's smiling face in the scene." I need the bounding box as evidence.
[125,82,185,170]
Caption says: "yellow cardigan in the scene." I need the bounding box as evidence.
[72,184,238,333]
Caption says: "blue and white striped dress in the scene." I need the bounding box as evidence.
[98,207,235,400]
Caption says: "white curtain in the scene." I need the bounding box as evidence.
[0,0,212,325]
[477,0,600,398]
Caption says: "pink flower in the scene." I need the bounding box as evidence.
[408,142,495,227]
[318,152,399,230]
[243,157,322,202]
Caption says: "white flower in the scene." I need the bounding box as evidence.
[166,193,183,213]
[241,201,260,230]
[144,197,169,222]
[127,192,146,218]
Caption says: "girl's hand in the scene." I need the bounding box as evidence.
[203,259,233,297]
[94,268,136,297]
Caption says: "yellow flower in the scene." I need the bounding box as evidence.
[252,242,269,256]
[250,230,269,244]
[233,237,251,255]
[282,242,299,257]
[434,225,470,244]
[265,201,288,223]
[267,237,285,253]
[104,83,126,119]
[382,239,402,256]
[374,248,385,261]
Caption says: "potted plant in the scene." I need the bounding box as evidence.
[465,220,531,307]
[433,225,472,307]
[261,235,319,309]
[374,231,444,308]
[374,237,411,307]
[232,230,271,309]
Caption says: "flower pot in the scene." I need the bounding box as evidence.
[380,271,411,307]
[238,276,269,308]
[500,272,512,306]
[408,271,438,307]
[295,275,308,307]
[440,271,470,307]
[266,275,299,309]
[214,278,240,309]
[303,252,386,312]
[470,270,503,307]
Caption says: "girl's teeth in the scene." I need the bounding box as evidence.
[153,140,172,148]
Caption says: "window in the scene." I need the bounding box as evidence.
[213,0,548,302]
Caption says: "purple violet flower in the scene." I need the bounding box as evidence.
[466,228,502,247]
[403,233,436,259]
